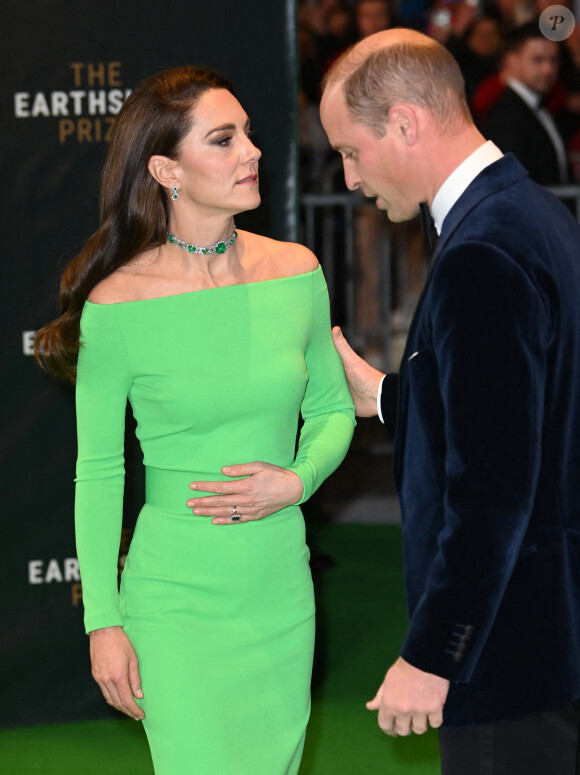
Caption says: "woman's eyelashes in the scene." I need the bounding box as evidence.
[213,129,256,148]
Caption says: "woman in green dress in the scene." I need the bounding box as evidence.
[35,66,355,774]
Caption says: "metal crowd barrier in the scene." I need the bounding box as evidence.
[301,192,395,370]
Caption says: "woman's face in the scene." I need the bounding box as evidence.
[173,88,261,216]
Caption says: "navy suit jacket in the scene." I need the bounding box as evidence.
[381,154,580,727]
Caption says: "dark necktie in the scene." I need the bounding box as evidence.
[419,202,438,254]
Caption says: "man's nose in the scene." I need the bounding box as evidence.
[343,160,361,191]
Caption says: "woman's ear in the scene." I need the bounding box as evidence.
[148,155,179,189]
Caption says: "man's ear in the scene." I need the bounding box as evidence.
[388,105,418,145]
[148,155,179,189]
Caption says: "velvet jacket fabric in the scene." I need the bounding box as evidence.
[381,154,580,727]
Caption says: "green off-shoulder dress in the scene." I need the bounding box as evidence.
[74,265,355,774]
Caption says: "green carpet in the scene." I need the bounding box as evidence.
[0,524,440,774]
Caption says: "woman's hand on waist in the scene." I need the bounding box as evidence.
[187,462,303,525]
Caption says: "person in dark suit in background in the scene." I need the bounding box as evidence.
[482,21,569,184]
[320,27,580,774]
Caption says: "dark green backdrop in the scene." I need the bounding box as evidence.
[0,0,298,727]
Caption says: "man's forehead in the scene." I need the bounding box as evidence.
[320,82,348,121]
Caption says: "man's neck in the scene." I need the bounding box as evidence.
[425,125,488,207]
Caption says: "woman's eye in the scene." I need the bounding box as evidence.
[215,136,232,147]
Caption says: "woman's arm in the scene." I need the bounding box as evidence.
[75,303,131,632]
[76,303,143,719]
[287,267,356,502]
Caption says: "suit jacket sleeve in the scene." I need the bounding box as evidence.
[400,242,551,683]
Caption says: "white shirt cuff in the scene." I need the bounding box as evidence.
[377,375,386,424]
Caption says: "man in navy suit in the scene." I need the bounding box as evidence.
[320,27,580,773]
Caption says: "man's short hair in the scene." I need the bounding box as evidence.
[324,37,471,137]
[504,19,549,53]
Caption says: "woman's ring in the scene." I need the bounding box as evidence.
[231,506,240,521]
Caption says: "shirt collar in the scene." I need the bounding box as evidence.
[430,141,504,234]
[506,77,541,110]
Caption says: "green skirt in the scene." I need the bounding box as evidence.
[120,473,315,774]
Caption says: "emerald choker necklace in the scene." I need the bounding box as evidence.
[167,227,237,255]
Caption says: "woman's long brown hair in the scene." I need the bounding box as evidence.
[34,66,235,384]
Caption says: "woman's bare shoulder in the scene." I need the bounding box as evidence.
[275,240,319,276]
[87,250,161,304]
[241,231,319,279]
[87,269,135,304]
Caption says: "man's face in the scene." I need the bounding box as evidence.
[509,38,559,95]
[320,84,420,223]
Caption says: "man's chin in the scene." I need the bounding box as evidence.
[375,201,420,225]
